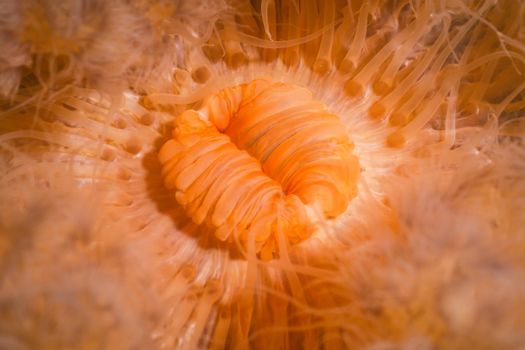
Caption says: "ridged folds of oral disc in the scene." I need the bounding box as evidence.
[159,78,360,259]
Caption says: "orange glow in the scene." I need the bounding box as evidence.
[1,0,524,348]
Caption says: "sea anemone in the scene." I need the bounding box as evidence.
[1,0,524,349]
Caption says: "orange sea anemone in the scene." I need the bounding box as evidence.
[1,0,525,349]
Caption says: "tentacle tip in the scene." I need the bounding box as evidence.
[372,80,392,95]
[313,58,331,76]
[344,80,363,99]
[368,102,386,119]
[192,66,210,84]
[386,131,406,148]
[338,59,355,74]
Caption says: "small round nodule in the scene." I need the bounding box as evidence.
[140,114,154,126]
[368,102,386,119]
[313,58,331,75]
[373,80,392,95]
[227,52,247,69]
[386,130,406,148]
[202,44,223,62]
[338,59,355,74]
[113,118,127,129]
[125,137,142,155]
[101,148,116,161]
[191,67,210,84]
[389,112,409,126]
[344,80,363,98]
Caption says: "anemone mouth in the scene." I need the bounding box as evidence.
[158,78,360,258]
